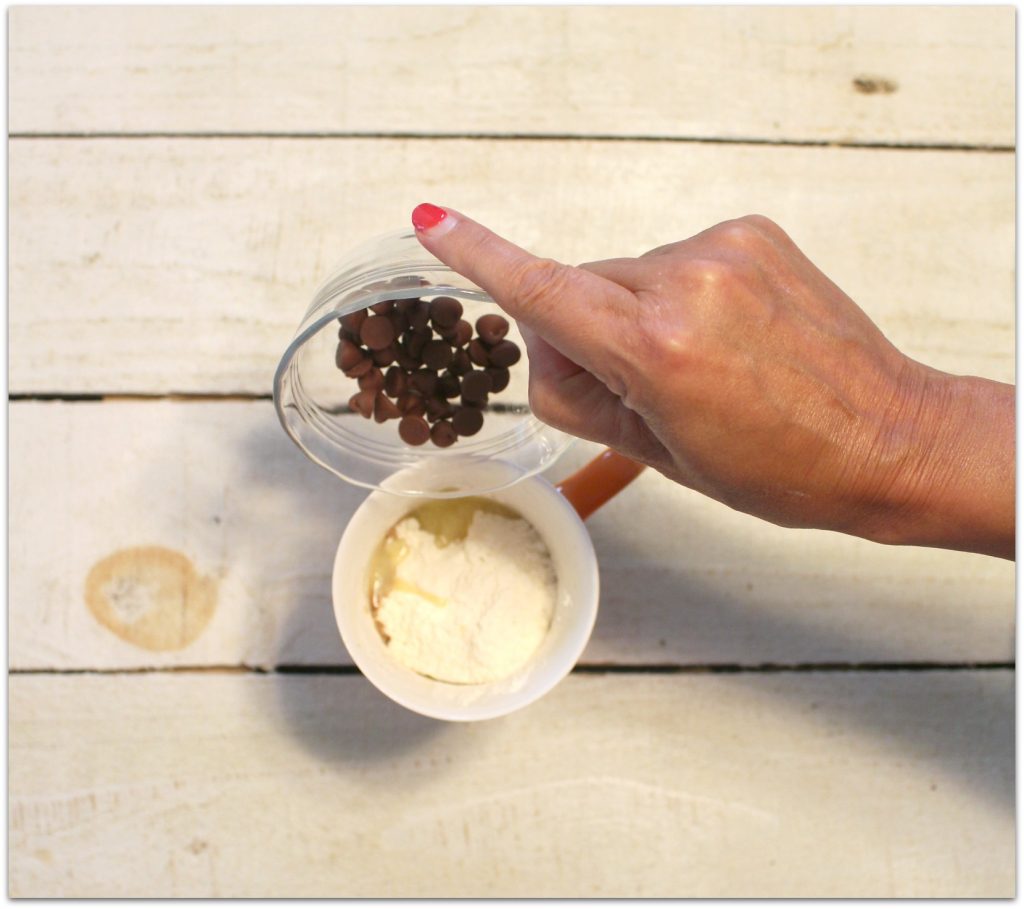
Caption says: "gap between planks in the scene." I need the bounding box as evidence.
[7,132,1015,153]
[9,392,270,402]
[7,395,527,415]
[9,661,1014,677]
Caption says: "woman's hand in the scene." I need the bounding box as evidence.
[412,204,1014,559]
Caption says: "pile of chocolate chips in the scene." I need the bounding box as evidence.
[336,296,521,448]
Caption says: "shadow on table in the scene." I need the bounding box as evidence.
[583,504,1014,817]
[242,417,1011,811]
[268,596,460,767]
[233,413,463,769]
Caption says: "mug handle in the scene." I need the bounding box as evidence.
[555,449,646,521]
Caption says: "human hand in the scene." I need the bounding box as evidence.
[412,204,1014,559]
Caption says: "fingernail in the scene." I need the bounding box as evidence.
[412,202,453,235]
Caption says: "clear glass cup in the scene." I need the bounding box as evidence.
[273,229,573,496]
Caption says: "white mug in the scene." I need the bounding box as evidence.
[332,450,643,721]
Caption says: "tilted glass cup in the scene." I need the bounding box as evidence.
[273,228,573,497]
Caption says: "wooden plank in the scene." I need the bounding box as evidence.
[8,139,1014,394]
[10,400,1013,671]
[9,671,1013,897]
[8,7,1013,146]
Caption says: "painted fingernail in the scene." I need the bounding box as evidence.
[412,203,450,233]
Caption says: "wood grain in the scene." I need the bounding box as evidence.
[9,139,1013,395]
[10,400,1013,671]
[9,671,1013,897]
[9,10,1015,901]
[8,7,1013,146]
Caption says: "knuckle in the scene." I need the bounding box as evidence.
[685,257,737,292]
[510,258,574,314]
[716,217,770,252]
[739,213,782,235]
[732,214,794,252]
[630,307,695,385]
[649,327,697,377]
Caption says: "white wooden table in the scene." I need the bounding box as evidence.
[9,7,1014,897]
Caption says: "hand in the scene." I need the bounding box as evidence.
[412,204,1014,559]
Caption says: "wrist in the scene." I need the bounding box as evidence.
[859,367,1015,559]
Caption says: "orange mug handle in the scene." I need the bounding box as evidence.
[555,449,646,521]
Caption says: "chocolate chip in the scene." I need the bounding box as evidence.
[336,338,365,372]
[453,319,473,347]
[430,420,458,448]
[452,406,484,437]
[339,309,367,335]
[488,340,521,368]
[422,339,454,370]
[476,314,509,345]
[360,315,396,351]
[468,339,490,367]
[358,367,384,392]
[449,349,472,376]
[384,366,408,397]
[343,355,373,379]
[404,330,428,358]
[460,369,492,404]
[408,301,431,332]
[437,373,462,399]
[429,296,463,329]
[336,294,515,445]
[372,346,397,367]
[398,415,431,446]
[388,308,407,335]
[348,389,375,418]
[409,369,438,396]
[373,392,402,423]
[425,397,454,422]
[485,366,510,393]
[397,392,426,417]
[395,347,420,371]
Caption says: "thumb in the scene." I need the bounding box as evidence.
[410,203,631,357]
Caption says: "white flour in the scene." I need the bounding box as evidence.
[374,510,556,684]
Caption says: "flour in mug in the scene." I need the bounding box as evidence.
[370,498,557,684]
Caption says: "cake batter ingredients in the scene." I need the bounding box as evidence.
[370,498,557,684]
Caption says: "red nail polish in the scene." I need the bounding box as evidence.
[412,203,448,232]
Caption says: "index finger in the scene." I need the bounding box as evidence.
[411,203,634,362]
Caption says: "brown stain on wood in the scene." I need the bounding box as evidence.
[84,546,217,650]
[852,76,898,95]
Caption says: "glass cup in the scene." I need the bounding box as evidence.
[273,229,574,497]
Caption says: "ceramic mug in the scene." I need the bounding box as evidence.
[332,449,644,721]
